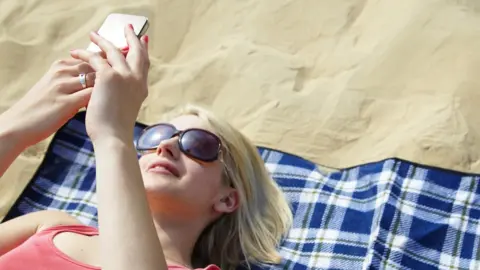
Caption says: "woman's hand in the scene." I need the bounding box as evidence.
[70,25,150,144]
[0,59,95,148]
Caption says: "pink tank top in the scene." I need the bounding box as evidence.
[0,224,220,270]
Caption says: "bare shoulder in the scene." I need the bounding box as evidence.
[7,210,83,232]
[33,210,82,231]
[0,210,82,255]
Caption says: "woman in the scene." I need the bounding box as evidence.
[0,25,292,270]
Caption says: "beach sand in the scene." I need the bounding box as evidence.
[1,0,480,218]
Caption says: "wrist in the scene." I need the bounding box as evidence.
[91,135,135,151]
[0,111,30,151]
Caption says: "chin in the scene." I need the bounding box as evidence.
[143,174,177,193]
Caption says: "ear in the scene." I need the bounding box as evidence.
[213,188,239,214]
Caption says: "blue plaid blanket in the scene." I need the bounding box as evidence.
[4,111,480,270]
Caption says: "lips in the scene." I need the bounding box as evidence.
[147,161,180,177]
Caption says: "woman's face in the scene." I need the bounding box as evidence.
[138,115,237,222]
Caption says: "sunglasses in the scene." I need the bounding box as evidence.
[136,123,222,162]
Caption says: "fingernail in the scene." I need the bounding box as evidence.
[121,45,129,50]
[128,24,134,30]
[143,35,149,43]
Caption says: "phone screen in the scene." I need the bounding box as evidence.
[87,13,149,52]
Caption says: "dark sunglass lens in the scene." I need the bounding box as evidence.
[138,125,175,149]
[180,130,220,161]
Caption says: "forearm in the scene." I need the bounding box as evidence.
[0,114,28,178]
[93,138,167,270]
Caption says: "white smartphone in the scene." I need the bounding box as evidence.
[87,13,149,52]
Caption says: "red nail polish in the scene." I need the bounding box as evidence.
[143,35,149,43]
[121,45,129,50]
[128,24,134,30]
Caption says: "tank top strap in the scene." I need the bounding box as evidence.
[37,224,99,237]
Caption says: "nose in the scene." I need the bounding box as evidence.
[155,137,180,160]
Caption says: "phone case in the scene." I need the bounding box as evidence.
[87,13,149,52]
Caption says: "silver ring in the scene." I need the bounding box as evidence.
[79,73,87,88]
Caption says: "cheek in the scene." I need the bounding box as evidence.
[183,162,223,195]
[138,155,150,171]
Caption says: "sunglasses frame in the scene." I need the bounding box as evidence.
[136,123,222,162]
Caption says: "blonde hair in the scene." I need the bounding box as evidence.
[161,104,293,270]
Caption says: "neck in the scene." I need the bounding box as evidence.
[152,213,206,268]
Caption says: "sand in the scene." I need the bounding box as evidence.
[1,0,480,219]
